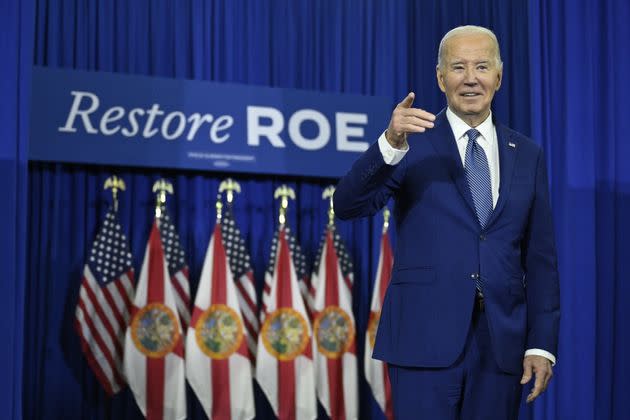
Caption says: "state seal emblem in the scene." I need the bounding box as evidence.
[261,308,309,361]
[131,303,180,358]
[194,304,244,359]
[313,306,355,359]
[367,311,380,348]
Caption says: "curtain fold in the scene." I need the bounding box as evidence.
[0,1,34,419]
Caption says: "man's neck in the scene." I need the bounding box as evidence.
[448,108,491,128]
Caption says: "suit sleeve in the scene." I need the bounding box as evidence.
[522,149,561,357]
[333,138,406,220]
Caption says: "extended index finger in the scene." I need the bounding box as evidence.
[400,107,436,122]
[397,92,415,108]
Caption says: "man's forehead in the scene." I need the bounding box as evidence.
[446,32,494,46]
[443,36,496,61]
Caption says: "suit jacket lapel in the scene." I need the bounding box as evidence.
[427,110,478,220]
[485,121,518,228]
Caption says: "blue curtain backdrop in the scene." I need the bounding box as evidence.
[0,0,33,419]
[0,0,624,419]
[527,1,630,419]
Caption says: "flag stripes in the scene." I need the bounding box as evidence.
[221,208,259,364]
[157,207,191,330]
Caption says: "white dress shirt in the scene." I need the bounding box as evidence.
[447,108,500,209]
[377,107,556,365]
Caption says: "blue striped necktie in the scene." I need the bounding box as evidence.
[464,128,493,228]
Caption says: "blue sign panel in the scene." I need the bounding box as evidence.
[29,67,390,178]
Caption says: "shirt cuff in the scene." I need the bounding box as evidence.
[378,131,409,165]
[525,349,556,366]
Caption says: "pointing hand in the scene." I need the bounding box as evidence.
[385,92,436,149]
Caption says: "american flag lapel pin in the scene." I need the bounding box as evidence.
[508,141,516,148]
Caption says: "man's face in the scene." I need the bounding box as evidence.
[436,33,502,126]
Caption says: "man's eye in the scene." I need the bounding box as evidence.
[477,65,488,70]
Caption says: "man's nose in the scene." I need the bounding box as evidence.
[464,68,477,85]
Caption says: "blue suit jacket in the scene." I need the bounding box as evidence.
[334,110,560,374]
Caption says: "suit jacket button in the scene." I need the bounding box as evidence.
[480,234,486,241]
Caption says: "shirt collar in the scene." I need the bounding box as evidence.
[446,107,494,144]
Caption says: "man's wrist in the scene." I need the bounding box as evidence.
[378,132,408,165]
[385,130,408,150]
[524,349,556,365]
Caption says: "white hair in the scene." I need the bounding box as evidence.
[437,25,503,70]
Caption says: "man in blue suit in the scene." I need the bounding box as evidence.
[334,26,559,419]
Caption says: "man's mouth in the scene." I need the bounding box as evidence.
[461,92,481,97]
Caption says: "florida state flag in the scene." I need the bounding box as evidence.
[364,230,394,420]
[124,222,186,420]
[262,226,312,319]
[311,226,357,419]
[256,227,316,420]
[186,223,255,419]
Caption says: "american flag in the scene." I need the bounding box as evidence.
[74,208,135,395]
[262,226,312,319]
[220,207,259,363]
[157,206,191,330]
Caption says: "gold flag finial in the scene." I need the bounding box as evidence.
[219,178,241,205]
[103,175,126,212]
[382,207,391,233]
[322,186,336,227]
[274,185,296,226]
[152,179,174,218]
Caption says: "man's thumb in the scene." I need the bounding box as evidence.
[399,92,415,108]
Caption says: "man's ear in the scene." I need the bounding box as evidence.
[495,69,503,91]
[436,66,447,93]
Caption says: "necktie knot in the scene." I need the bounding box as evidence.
[466,128,481,143]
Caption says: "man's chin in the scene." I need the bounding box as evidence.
[460,107,489,118]
[451,102,479,113]
[458,104,483,114]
